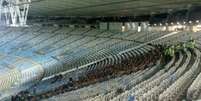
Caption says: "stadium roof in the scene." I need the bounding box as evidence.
[29,0,201,17]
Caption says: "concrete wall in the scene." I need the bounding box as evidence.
[99,22,108,30]
[109,22,123,31]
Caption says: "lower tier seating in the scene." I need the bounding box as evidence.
[43,48,201,101]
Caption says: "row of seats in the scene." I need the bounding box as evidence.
[46,30,201,101]
[100,52,180,101]
[3,27,199,101]
[78,49,201,101]
[39,30,190,100]
[45,49,161,101]
[0,26,161,95]
[11,44,159,101]
[159,49,200,101]
[136,50,191,101]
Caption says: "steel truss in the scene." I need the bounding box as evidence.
[0,0,31,27]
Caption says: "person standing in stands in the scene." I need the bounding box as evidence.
[183,42,186,50]
[190,38,196,49]
[68,77,74,87]
[176,44,181,52]
[164,46,170,62]
[170,46,175,57]
[51,74,63,83]
[164,47,169,56]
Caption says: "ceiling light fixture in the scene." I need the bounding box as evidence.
[160,23,162,26]
[171,22,174,25]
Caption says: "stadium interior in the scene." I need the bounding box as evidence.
[1,0,201,101]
